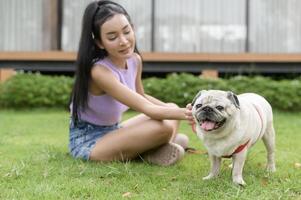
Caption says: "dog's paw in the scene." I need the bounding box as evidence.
[233,176,246,186]
[266,164,276,172]
[202,174,216,180]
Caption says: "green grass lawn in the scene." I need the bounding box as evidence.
[0,109,300,200]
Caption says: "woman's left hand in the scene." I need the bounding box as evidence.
[185,103,194,124]
[185,103,196,133]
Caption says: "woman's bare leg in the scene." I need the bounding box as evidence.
[122,113,180,141]
[89,114,175,161]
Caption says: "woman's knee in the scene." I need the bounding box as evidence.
[155,120,174,141]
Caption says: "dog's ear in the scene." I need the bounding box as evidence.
[227,91,240,109]
[192,90,205,106]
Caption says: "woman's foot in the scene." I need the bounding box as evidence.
[143,143,185,166]
[173,133,189,150]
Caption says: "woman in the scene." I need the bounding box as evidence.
[69,0,192,166]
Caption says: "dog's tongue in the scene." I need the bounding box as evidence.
[201,121,216,131]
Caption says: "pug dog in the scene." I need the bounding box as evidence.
[191,90,276,185]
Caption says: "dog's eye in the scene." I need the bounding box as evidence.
[195,104,202,109]
[216,105,224,111]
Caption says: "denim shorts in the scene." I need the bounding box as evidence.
[69,120,119,160]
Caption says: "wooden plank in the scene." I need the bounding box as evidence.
[0,51,76,61]
[42,0,59,50]
[200,69,219,79]
[0,51,301,63]
[141,52,301,62]
[0,68,16,82]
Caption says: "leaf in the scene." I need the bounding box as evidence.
[261,177,269,186]
[186,148,207,155]
[122,192,131,198]
[294,162,301,169]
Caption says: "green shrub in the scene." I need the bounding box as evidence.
[143,73,301,111]
[143,73,228,106]
[0,72,300,111]
[0,73,73,108]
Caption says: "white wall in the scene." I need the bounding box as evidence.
[0,0,43,51]
[1,0,301,53]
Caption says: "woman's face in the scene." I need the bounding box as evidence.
[99,14,135,60]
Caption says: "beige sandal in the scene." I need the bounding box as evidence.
[143,143,185,166]
[173,133,189,150]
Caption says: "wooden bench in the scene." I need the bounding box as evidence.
[1,51,301,79]
[142,52,301,78]
[1,51,301,62]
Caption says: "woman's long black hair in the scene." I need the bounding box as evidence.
[70,0,140,122]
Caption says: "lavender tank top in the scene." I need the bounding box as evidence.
[79,56,137,125]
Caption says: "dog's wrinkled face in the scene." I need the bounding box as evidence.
[192,90,240,133]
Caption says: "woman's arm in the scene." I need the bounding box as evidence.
[91,65,186,120]
[144,94,168,106]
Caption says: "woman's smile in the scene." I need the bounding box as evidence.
[119,46,132,54]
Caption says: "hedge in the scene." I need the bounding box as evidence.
[0,73,301,111]
[0,73,73,108]
[143,73,301,111]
